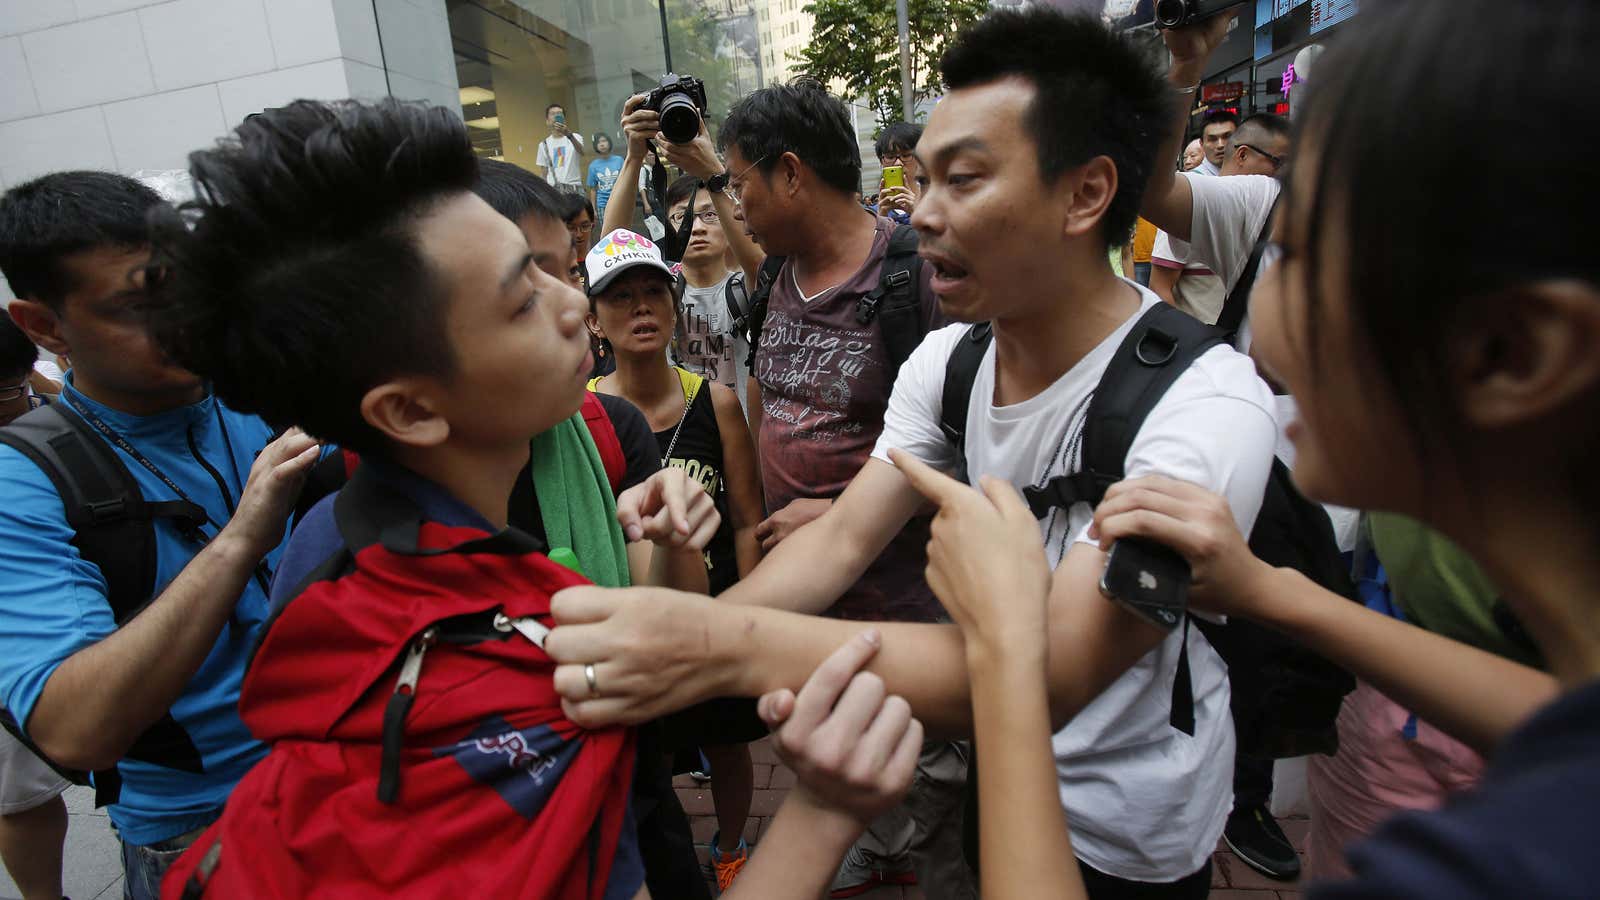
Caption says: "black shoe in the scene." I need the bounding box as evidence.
[1224,805,1301,881]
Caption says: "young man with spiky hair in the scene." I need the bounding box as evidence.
[543,8,1279,898]
[148,98,929,900]
[0,170,319,900]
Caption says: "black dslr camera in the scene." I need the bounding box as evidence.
[642,73,708,144]
[1154,0,1244,27]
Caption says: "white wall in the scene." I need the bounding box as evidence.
[0,0,460,190]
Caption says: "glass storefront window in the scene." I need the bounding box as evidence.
[442,0,762,174]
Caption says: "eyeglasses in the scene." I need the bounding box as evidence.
[668,209,720,227]
[0,378,31,403]
[879,152,912,165]
[723,155,769,205]
[1236,143,1286,171]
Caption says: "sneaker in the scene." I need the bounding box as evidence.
[1224,805,1301,881]
[709,832,749,895]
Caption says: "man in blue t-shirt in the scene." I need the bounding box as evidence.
[0,172,320,900]
[587,133,625,226]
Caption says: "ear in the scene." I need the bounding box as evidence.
[777,151,804,198]
[1449,280,1600,429]
[1061,155,1118,241]
[584,311,605,341]
[359,378,451,450]
[8,299,70,357]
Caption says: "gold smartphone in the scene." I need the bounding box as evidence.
[881,165,905,190]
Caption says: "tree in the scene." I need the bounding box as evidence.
[794,0,989,131]
[666,0,745,141]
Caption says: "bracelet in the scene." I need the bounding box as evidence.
[1174,83,1201,95]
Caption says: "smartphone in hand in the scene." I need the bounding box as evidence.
[881,165,905,190]
[1099,538,1190,630]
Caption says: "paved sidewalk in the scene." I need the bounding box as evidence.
[11,739,1309,900]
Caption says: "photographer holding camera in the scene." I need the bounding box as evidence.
[536,102,586,195]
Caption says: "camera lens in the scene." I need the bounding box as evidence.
[1154,0,1189,27]
[658,92,701,144]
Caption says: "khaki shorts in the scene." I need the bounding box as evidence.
[0,724,70,815]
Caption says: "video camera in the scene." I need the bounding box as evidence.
[642,73,708,145]
[1153,0,1245,28]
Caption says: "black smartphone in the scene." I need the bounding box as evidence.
[1099,538,1191,630]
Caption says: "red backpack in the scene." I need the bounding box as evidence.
[163,466,636,899]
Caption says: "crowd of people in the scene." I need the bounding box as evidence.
[0,1,1594,899]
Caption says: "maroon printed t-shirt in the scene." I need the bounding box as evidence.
[755,217,944,623]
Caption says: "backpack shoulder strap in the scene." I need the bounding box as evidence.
[743,254,787,374]
[0,403,211,805]
[938,323,994,484]
[580,392,626,494]
[723,270,752,339]
[0,403,197,623]
[1214,194,1282,338]
[1021,304,1226,517]
[857,223,926,372]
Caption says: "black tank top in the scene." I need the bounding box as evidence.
[595,368,739,594]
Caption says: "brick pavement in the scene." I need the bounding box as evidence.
[677,737,1310,899]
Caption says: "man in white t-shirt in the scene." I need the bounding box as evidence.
[543,10,1277,897]
[1151,114,1288,326]
[535,103,586,192]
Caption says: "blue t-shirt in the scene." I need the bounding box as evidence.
[1311,678,1600,899]
[0,380,282,845]
[587,155,624,213]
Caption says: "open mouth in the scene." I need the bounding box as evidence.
[922,250,971,292]
[631,322,661,338]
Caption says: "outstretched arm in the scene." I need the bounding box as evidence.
[894,450,1087,899]
[1141,15,1238,241]
[662,124,765,285]
[1091,475,1559,754]
[722,631,922,900]
[601,96,656,237]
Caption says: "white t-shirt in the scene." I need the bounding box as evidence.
[32,358,63,384]
[1151,229,1226,325]
[674,272,749,410]
[872,285,1278,881]
[536,133,585,187]
[1183,171,1280,349]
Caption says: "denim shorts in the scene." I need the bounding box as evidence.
[119,812,221,900]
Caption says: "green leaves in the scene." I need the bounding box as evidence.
[795,0,989,131]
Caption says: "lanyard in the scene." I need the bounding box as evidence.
[63,394,274,597]
[65,394,222,531]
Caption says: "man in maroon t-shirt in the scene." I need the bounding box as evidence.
[717,79,972,899]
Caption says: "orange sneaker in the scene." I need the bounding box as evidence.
[710,834,749,895]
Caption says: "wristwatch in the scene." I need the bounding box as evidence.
[705,171,730,193]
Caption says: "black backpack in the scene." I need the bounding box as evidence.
[940,300,1356,757]
[0,403,347,807]
[736,223,926,378]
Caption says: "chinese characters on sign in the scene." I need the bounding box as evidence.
[1310,0,1359,33]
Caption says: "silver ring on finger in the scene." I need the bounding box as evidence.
[584,663,600,698]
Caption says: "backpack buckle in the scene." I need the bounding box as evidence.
[883,270,912,289]
[1135,327,1179,366]
[84,498,127,524]
[856,293,881,325]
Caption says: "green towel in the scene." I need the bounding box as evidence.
[529,412,631,588]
